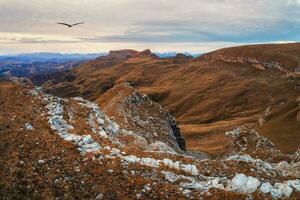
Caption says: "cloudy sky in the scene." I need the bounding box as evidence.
[0,0,299,54]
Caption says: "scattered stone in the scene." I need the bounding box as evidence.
[274,161,290,176]
[182,189,191,197]
[258,117,266,126]
[24,123,34,130]
[75,167,80,172]
[130,170,136,176]
[181,164,199,176]
[144,184,151,191]
[265,107,271,116]
[38,160,45,164]
[147,141,176,153]
[161,171,181,183]
[293,149,300,162]
[140,157,160,168]
[95,194,103,199]
[136,193,142,199]
[123,155,140,164]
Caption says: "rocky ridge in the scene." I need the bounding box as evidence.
[1,82,299,199]
[27,87,300,199]
[203,54,293,74]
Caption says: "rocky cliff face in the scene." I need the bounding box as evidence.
[97,82,186,152]
[1,82,300,199]
[164,111,186,150]
[103,49,139,60]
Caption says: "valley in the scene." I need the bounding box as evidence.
[43,43,300,156]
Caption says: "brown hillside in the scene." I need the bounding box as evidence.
[205,43,300,72]
[44,43,300,156]
[2,82,300,199]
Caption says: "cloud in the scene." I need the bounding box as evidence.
[0,32,82,44]
[0,0,299,53]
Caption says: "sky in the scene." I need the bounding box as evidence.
[0,0,300,54]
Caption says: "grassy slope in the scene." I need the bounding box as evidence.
[44,43,300,156]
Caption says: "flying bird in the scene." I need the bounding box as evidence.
[57,22,84,27]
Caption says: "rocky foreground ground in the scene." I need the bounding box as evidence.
[0,82,300,199]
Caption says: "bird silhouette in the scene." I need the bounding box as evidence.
[57,22,84,27]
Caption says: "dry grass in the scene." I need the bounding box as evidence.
[44,44,300,156]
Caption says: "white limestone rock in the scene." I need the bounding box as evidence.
[275,183,293,198]
[226,174,260,194]
[244,176,260,193]
[270,188,282,199]
[274,161,290,176]
[161,158,180,170]
[226,173,248,192]
[181,164,199,176]
[161,171,181,183]
[163,158,175,168]
[140,157,160,168]
[106,122,119,135]
[259,182,273,194]
[123,155,140,164]
[226,154,273,172]
[75,135,101,154]
[38,159,45,164]
[147,141,176,153]
[287,179,300,192]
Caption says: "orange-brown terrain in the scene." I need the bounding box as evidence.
[1,43,300,199]
[44,43,300,156]
[1,80,300,199]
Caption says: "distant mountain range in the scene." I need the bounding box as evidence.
[154,52,201,58]
[0,52,201,63]
[0,52,106,64]
[0,52,202,86]
[0,53,108,85]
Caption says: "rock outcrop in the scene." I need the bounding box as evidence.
[103,49,139,60]
[165,112,186,150]
[133,49,159,58]
[97,82,186,152]
[204,54,291,74]
[223,127,292,163]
